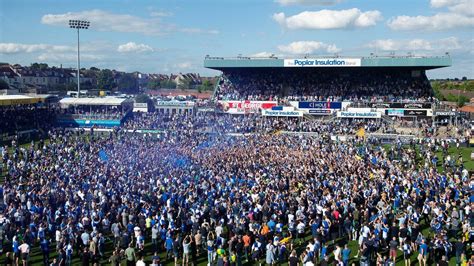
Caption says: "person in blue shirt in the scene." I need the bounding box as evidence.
[418,239,428,266]
[165,235,174,260]
[267,219,276,232]
[310,219,319,239]
[40,237,50,265]
[12,237,19,265]
[126,222,134,234]
[342,244,351,266]
[320,243,327,262]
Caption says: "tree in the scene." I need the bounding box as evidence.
[202,79,214,91]
[0,79,9,90]
[90,67,100,71]
[431,81,443,100]
[135,94,151,103]
[177,78,191,90]
[196,79,214,93]
[444,93,470,107]
[117,73,138,94]
[30,63,48,70]
[97,69,115,91]
[457,95,469,107]
[147,80,160,90]
[161,80,177,89]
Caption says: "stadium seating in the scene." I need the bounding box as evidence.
[215,68,434,103]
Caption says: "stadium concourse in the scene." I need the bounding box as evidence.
[0,56,472,266]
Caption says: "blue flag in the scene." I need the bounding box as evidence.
[371,157,377,164]
[98,150,109,162]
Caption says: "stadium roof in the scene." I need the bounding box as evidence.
[204,55,451,70]
[0,94,48,106]
[59,97,132,107]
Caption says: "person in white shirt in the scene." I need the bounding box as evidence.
[215,224,223,237]
[288,213,295,225]
[333,245,342,264]
[136,255,146,266]
[18,241,30,266]
[81,231,90,246]
[296,221,305,245]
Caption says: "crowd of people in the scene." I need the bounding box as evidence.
[215,69,434,103]
[0,106,57,136]
[0,105,471,266]
[123,112,390,136]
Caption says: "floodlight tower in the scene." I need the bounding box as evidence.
[68,20,90,98]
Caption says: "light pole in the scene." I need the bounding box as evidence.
[69,20,89,98]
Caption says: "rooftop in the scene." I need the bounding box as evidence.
[204,55,452,70]
[59,97,133,107]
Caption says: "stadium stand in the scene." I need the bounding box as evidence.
[215,68,434,102]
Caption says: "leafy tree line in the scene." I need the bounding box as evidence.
[431,80,472,107]
[431,79,474,92]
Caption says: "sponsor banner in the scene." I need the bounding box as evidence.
[262,110,303,117]
[156,100,194,107]
[347,108,375,113]
[309,109,332,115]
[133,102,148,112]
[386,109,404,116]
[369,102,432,109]
[284,58,361,67]
[290,101,350,110]
[337,111,381,118]
[369,103,391,109]
[272,106,295,111]
[57,119,121,127]
[435,111,456,116]
[219,100,277,114]
[197,108,215,112]
[298,101,342,109]
[134,103,147,108]
[404,110,427,116]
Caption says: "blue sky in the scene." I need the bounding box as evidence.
[0,0,473,78]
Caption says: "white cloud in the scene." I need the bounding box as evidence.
[388,12,474,30]
[275,0,343,6]
[150,11,173,17]
[250,52,275,57]
[0,43,75,54]
[429,0,474,14]
[447,0,474,15]
[430,0,461,8]
[367,37,462,51]
[175,62,192,69]
[117,42,153,53]
[437,37,462,49]
[37,53,103,62]
[390,0,474,30]
[278,41,341,54]
[41,9,219,36]
[273,8,382,30]
[179,28,220,35]
[42,9,166,36]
